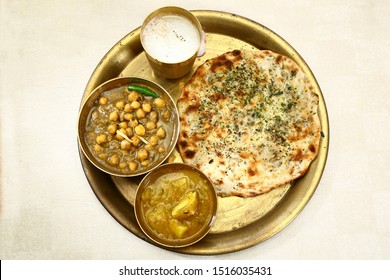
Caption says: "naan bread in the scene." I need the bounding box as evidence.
[177,49,321,197]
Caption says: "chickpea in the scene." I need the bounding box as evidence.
[141,160,150,167]
[142,103,152,113]
[161,110,171,121]
[109,110,119,121]
[130,101,141,109]
[119,111,125,121]
[134,124,146,136]
[96,133,107,144]
[108,154,120,166]
[116,128,127,140]
[125,127,133,137]
[124,103,132,112]
[131,135,141,146]
[149,135,159,146]
[116,101,125,109]
[149,111,159,121]
[137,148,149,161]
[98,153,107,160]
[136,108,145,119]
[145,143,154,151]
[119,121,128,129]
[129,162,138,171]
[129,146,137,154]
[124,113,133,121]
[119,162,127,169]
[93,144,102,152]
[158,146,166,153]
[129,119,138,128]
[146,121,156,130]
[120,140,131,150]
[99,96,108,105]
[107,124,117,135]
[156,127,166,139]
[154,98,166,108]
[128,91,139,102]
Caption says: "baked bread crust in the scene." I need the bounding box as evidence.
[177,49,321,197]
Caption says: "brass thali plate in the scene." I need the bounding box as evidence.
[78,10,329,255]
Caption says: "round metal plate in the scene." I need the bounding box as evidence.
[78,10,329,255]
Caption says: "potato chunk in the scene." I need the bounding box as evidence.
[171,177,188,188]
[169,219,189,238]
[171,191,198,219]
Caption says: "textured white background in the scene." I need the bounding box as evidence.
[1,0,389,259]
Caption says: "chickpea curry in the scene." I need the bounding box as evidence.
[139,169,216,241]
[85,85,175,174]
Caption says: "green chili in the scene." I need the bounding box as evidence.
[127,85,160,98]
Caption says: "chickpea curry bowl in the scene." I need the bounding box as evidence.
[78,77,180,177]
[134,163,217,248]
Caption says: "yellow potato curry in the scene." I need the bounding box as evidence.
[139,169,215,240]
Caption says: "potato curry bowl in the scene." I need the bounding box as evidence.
[135,163,217,248]
[78,77,180,177]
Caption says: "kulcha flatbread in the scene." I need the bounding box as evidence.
[177,49,321,197]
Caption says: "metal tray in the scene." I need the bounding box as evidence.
[78,10,329,255]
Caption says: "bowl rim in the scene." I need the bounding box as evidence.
[134,162,218,248]
[77,76,180,177]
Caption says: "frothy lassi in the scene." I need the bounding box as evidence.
[141,14,201,64]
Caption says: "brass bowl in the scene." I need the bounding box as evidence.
[77,77,180,177]
[140,6,203,79]
[134,163,217,248]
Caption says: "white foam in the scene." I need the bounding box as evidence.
[142,14,201,63]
